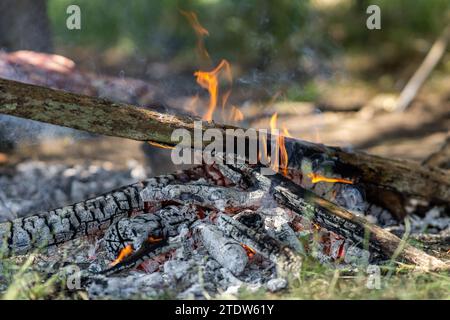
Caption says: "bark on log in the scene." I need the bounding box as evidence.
[0,169,197,256]
[0,78,449,204]
[0,180,144,256]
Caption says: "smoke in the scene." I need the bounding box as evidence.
[0,114,92,149]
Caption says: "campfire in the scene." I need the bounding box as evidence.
[0,7,449,300]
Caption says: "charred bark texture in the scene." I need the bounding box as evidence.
[0,169,201,256]
[0,181,143,256]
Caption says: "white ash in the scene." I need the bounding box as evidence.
[343,244,370,265]
[365,204,398,227]
[334,184,368,214]
[195,223,249,276]
[411,207,450,233]
[266,278,288,292]
[88,272,166,299]
[259,208,305,254]
[0,161,444,300]
[85,221,280,299]
[386,206,450,236]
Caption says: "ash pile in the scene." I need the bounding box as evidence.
[0,160,448,299]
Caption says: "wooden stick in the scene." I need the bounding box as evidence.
[1,78,449,204]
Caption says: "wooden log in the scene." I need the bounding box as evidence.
[0,78,449,204]
[222,162,448,272]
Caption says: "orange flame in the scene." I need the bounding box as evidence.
[180,10,210,61]
[307,173,353,184]
[269,113,289,176]
[182,10,239,123]
[241,244,256,259]
[282,126,292,138]
[111,244,134,266]
[195,59,232,121]
[279,135,289,176]
[269,112,278,132]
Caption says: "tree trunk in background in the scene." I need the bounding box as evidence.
[0,0,53,53]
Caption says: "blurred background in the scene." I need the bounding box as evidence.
[0,0,449,170]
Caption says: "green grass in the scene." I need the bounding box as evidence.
[1,247,448,300]
[236,259,450,300]
[0,255,61,300]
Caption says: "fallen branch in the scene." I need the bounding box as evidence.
[0,78,449,204]
[394,24,450,112]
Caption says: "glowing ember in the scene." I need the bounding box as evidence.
[241,244,256,259]
[148,141,175,149]
[195,59,232,121]
[110,244,134,266]
[307,173,353,184]
[148,236,163,243]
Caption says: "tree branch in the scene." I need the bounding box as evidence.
[1,78,449,204]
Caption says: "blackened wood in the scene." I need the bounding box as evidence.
[0,168,205,256]
[0,181,144,256]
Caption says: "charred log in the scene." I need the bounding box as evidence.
[221,162,448,271]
